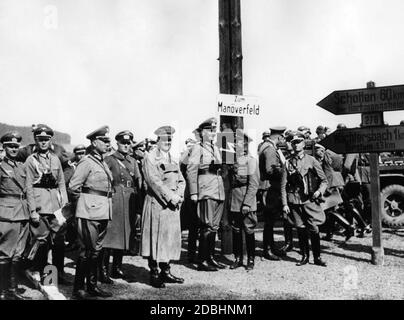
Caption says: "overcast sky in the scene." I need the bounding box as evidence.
[2,0,404,153]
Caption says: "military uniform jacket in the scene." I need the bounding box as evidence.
[0,157,29,221]
[25,151,68,215]
[281,153,328,206]
[257,141,270,190]
[229,154,259,212]
[141,148,185,262]
[320,152,344,189]
[103,151,141,249]
[69,152,113,220]
[17,143,69,168]
[186,141,225,201]
[259,140,284,189]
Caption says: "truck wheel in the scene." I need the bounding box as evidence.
[381,184,404,228]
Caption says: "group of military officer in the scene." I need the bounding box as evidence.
[0,118,373,300]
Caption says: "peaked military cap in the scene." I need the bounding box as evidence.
[336,123,347,130]
[33,124,54,138]
[290,131,305,142]
[154,126,175,138]
[198,117,218,130]
[115,130,134,142]
[133,140,145,148]
[73,144,86,154]
[86,125,110,141]
[314,143,325,150]
[270,126,287,135]
[185,138,196,145]
[262,130,270,138]
[1,132,22,145]
[284,130,297,142]
[316,125,325,134]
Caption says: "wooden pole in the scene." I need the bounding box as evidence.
[218,0,244,254]
[365,81,384,265]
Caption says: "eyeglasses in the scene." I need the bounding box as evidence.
[119,141,132,145]
[7,145,19,149]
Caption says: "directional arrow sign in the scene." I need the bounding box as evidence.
[319,125,404,154]
[317,85,404,115]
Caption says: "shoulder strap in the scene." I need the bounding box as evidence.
[88,155,113,185]
[0,163,25,192]
[116,158,134,177]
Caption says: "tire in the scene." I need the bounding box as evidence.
[380,184,404,229]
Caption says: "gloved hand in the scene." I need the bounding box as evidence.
[241,205,250,215]
[170,194,182,207]
[30,210,40,227]
[190,195,198,203]
[282,205,290,219]
[312,191,321,199]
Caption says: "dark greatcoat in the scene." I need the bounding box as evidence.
[103,151,141,250]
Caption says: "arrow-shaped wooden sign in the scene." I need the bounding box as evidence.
[317,85,404,115]
[319,125,404,154]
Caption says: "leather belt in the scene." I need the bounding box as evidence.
[198,168,222,176]
[118,181,133,188]
[232,182,248,188]
[33,185,58,189]
[0,193,26,200]
[81,187,113,198]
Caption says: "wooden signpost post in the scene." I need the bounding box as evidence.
[318,81,404,265]
[218,0,243,254]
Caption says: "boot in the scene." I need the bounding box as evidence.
[197,231,217,272]
[245,233,255,271]
[0,260,10,300]
[9,260,27,295]
[98,249,113,284]
[32,242,49,276]
[111,250,125,279]
[296,228,310,266]
[230,231,243,270]
[207,232,226,269]
[72,257,90,300]
[52,244,72,286]
[149,259,165,288]
[87,257,112,298]
[329,211,355,241]
[187,225,198,264]
[310,232,327,267]
[351,208,369,231]
[280,223,294,252]
[262,223,281,260]
[159,263,184,284]
[8,260,26,300]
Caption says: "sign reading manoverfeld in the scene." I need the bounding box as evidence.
[217,94,260,117]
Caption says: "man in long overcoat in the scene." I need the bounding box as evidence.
[141,126,185,288]
[100,130,141,283]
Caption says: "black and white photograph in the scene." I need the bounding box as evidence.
[0,0,403,307]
